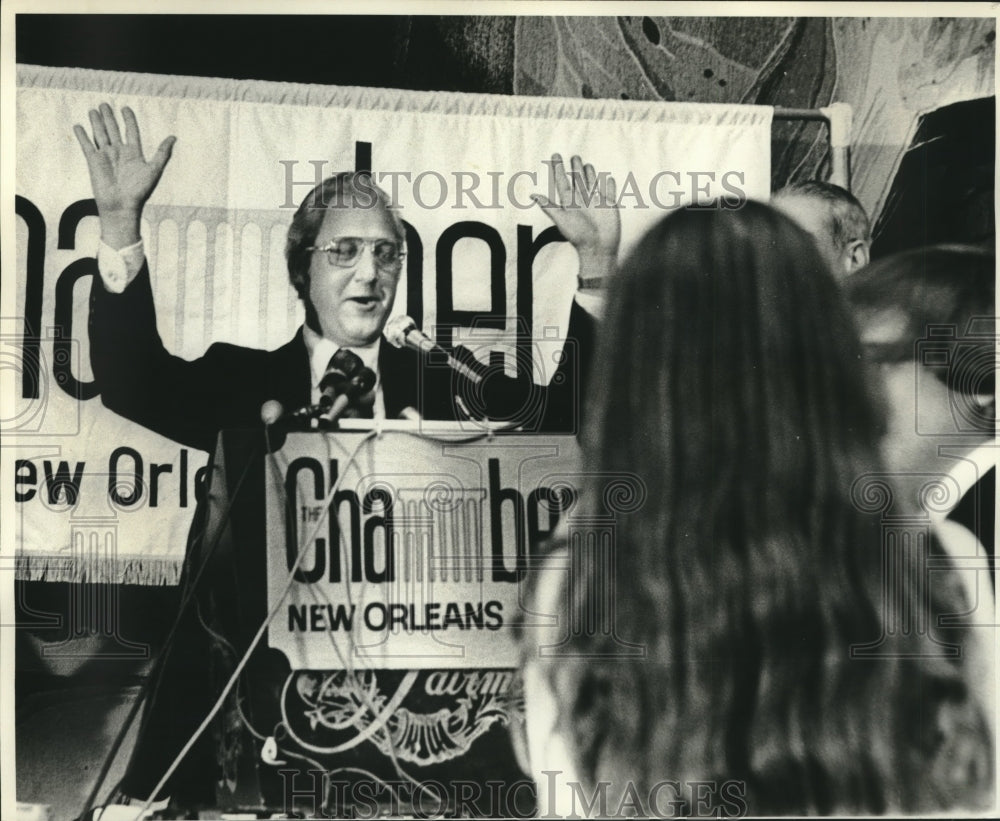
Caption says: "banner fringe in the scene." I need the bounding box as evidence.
[17,63,774,128]
[14,554,181,586]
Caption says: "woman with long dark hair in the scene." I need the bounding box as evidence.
[521,202,994,816]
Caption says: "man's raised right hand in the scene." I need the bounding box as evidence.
[73,103,176,249]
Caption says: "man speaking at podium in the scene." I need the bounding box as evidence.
[75,103,617,816]
[79,104,616,448]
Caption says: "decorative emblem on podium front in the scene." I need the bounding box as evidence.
[281,668,522,766]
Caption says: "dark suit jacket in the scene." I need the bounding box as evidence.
[90,263,594,451]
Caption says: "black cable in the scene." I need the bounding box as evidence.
[80,420,521,819]
[77,433,263,821]
[134,429,377,818]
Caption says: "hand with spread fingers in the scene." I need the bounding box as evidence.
[73,103,176,248]
[532,153,621,288]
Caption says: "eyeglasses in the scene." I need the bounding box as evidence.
[307,237,405,269]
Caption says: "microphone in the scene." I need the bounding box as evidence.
[260,398,327,427]
[384,315,483,385]
[261,350,366,426]
[319,349,363,409]
[260,400,285,426]
[322,367,377,422]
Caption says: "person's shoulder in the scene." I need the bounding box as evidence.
[203,340,266,360]
[378,335,422,380]
[199,334,304,382]
[378,336,418,361]
[204,330,303,359]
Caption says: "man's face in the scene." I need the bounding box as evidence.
[306,203,402,347]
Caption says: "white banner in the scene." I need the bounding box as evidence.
[9,64,772,583]
[266,431,582,670]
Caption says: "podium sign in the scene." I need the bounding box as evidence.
[264,430,581,670]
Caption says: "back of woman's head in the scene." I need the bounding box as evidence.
[541,202,992,815]
[588,201,883,497]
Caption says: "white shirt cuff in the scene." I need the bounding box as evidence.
[573,290,604,320]
[96,239,146,294]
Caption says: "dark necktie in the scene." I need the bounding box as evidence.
[335,349,375,419]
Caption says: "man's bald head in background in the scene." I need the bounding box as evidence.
[773,180,871,278]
